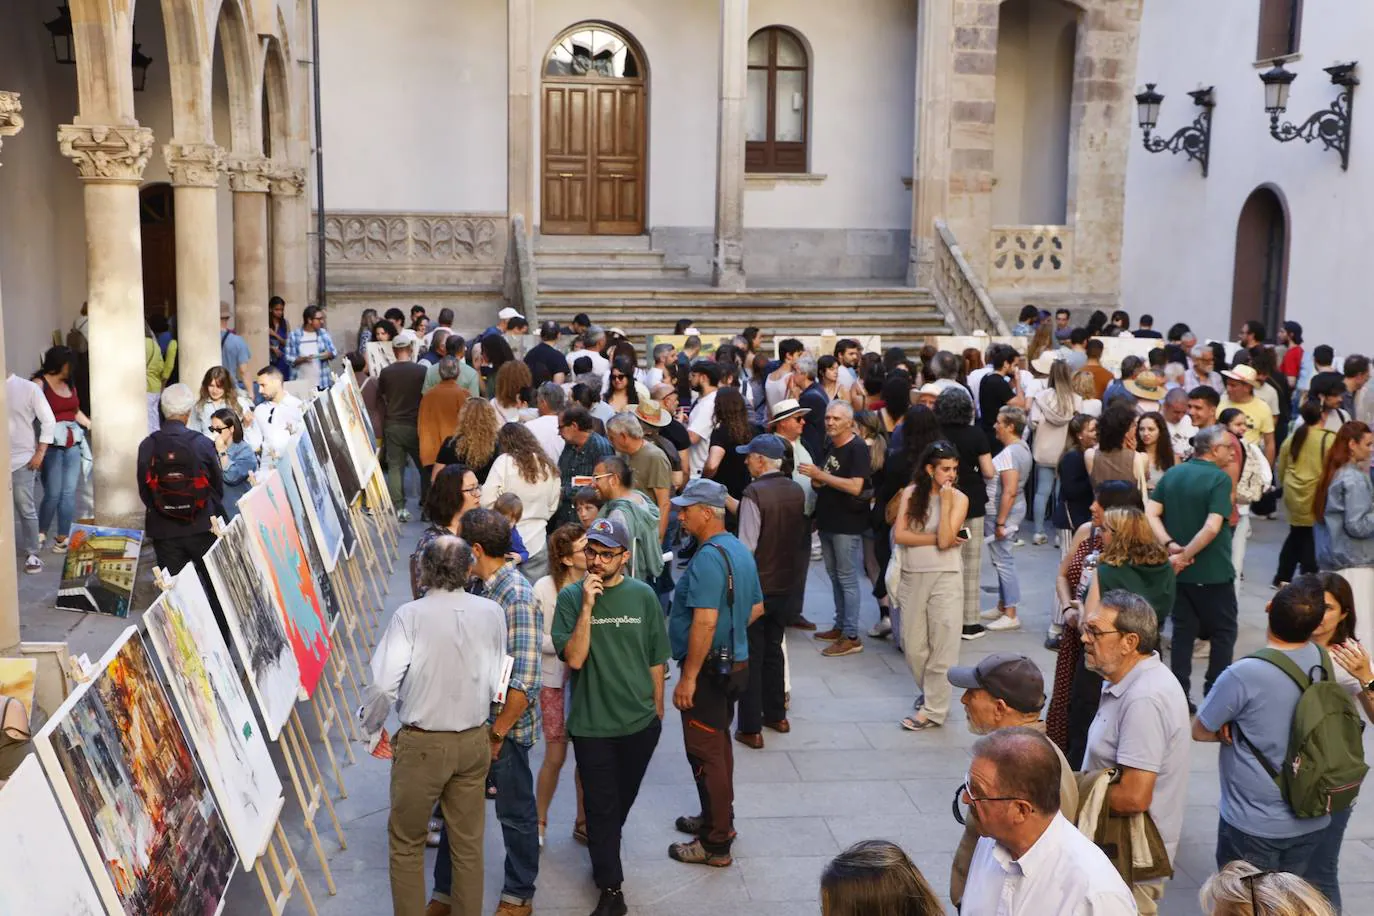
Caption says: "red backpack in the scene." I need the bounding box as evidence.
[145,432,211,521]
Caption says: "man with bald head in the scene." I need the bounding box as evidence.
[960,727,1134,916]
[799,401,871,657]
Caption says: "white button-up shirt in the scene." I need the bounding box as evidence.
[961,812,1136,916]
[7,375,55,472]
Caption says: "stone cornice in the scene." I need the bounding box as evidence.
[226,155,272,193]
[0,92,23,165]
[263,161,307,197]
[162,141,225,188]
[58,124,154,182]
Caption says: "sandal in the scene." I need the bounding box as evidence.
[901,715,940,731]
[573,820,588,845]
[668,839,732,868]
[674,814,704,835]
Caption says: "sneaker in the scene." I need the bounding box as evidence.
[668,839,733,868]
[1032,533,1048,546]
[425,902,451,916]
[23,554,42,575]
[1012,537,1025,548]
[397,508,412,523]
[985,614,1022,632]
[495,902,533,916]
[961,624,987,641]
[821,637,863,657]
[50,537,68,554]
[980,608,1005,622]
[813,628,842,642]
[868,618,892,639]
[734,731,764,749]
[590,888,628,916]
[1053,535,1061,549]
[788,619,818,631]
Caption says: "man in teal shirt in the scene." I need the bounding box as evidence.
[667,479,764,869]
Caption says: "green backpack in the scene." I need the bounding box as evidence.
[1234,647,1369,819]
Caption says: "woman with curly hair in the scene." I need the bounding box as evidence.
[409,463,481,598]
[703,387,759,514]
[434,397,500,483]
[603,355,641,413]
[481,422,561,578]
[492,360,533,424]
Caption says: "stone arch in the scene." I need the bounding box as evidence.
[1230,184,1291,335]
[260,37,291,161]
[149,0,214,139]
[212,0,261,153]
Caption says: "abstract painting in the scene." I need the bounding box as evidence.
[299,409,358,558]
[203,516,300,741]
[0,756,105,915]
[291,431,345,570]
[280,458,343,629]
[331,378,378,483]
[34,627,238,915]
[340,369,378,447]
[313,396,362,504]
[0,657,37,716]
[57,523,143,616]
[145,567,283,865]
[238,470,330,697]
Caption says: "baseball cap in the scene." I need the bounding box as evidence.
[585,518,630,551]
[947,653,1046,713]
[671,478,727,509]
[393,329,418,349]
[735,433,786,459]
[497,307,523,321]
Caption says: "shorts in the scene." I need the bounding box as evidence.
[539,686,567,744]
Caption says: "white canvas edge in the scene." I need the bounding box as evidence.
[288,435,343,573]
[0,756,107,915]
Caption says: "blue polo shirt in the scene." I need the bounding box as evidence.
[668,532,762,662]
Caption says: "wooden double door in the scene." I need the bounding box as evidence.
[541,80,645,235]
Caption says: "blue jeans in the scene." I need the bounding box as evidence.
[1215,817,1324,884]
[1032,462,1057,535]
[820,531,863,639]
[1306,805,1352,911]
[38,445,81,540]
[433,737,539,905]
[12,467,39,555]
[984,511,1023,608]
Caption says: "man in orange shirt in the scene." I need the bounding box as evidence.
[1083,339,1115,400]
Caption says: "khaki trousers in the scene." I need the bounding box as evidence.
[1133,879,1164,915]
[897,569,963,723]
[959,534,983,626]
[388,724,490,916]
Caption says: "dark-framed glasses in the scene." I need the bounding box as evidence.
[583,547,624,563]
[951,780,1028,826]
[208,425,230,434]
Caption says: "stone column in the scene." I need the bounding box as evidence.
[0,93,23,651]
[711,0,748,290]
[909,0,954,287]
[58,124,155,534]
[508,0,533,228]
[163,142,225,391]
[228,156,271,369]
[267,163,308,314]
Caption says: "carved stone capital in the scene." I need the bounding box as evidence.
[58,123,154,182]
[263,161,307,197]
[226,155,272,193]
[162,141,225,188]
[0,92,23,165]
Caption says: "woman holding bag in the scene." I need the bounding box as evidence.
[890,441,969,732]
[1028,359,1082,546]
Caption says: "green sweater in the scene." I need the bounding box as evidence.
[1097,561,1177,625]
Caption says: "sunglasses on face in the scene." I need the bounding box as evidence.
[209,425,230,434]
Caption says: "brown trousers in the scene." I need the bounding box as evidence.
[681,664,748,852]
[388,724,490,916]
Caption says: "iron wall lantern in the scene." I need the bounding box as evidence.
[44,4,75,65]
[1260,61,1358,170]
[1135,83,1215,177]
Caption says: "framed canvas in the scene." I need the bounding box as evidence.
[290,431,345,571]
[279,457,342,629]
[339,368,377,446]
[145,567,284,866]
[238,470,331,697]
[17,641,72,718]
[34,626,238,916]
[330,378,377,482]
[314,396,362,503]
[365,339,395,377]
[203,516,300,740]
[0,657,37,717]
[56,524,143,616]
[0,757,105,915]
[299,405,358,557]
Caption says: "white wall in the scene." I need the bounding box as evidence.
[1122,0,1373,348]
[319,0,508,212]
[743,0,917,230]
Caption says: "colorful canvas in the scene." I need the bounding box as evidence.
[331,378,378,482]
[56,523,143,616]
[280,457,343,629]
[203,516,300,740]
[145,568,284,865]
[0,657,37,716]
[238,471,330,696]
[299,405,358,557]
[34,627,238,916]
[291,432,345,571]
[0,757,105,915]
[313,396,362,503]
[340,369,378,446]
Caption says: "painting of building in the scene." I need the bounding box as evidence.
[57,525,143,617]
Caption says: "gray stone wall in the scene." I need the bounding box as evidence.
[652,227,911,281]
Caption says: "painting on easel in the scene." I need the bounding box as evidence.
[280,454,343,629]
[312,396,362,503]
[33,627,238,916]
[56,524,142,616]
[290,432,345,570]
[0,757,104,914]
[297,410,358,557]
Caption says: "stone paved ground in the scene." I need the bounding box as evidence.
[19,509,1374,915]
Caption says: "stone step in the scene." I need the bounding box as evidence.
[535,234,653,252]
[534,249,671,267]
[537,264,693,281]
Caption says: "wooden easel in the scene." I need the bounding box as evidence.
[308,671,354,797]
[255,815,319,916]
[281,705,347,882]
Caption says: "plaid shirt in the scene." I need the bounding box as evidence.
[555,432,613,526]
[284,326,338,389]
[486,563,541,746]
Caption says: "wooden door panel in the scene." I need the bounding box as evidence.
[588,85,644,234]
[543,80,643,235]
[541,83,593,234]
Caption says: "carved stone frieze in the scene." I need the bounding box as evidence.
[226,155,272,193]
[263,161,307,197]
[58,124,155,181]
[162,141,225,188]
[323,213,501,265]
[0,91,23,164]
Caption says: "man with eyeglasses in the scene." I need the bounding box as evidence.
[284,304,337,390]
[554,406,613,528]
[960,728,1134,916]
[945,654,1078,910]
[552,517,669,916]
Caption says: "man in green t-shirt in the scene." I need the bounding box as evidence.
[1146,424,1238,705]
[552,517,668,916]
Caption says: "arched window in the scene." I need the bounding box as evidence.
[1257,0,1302,60]
[746,27,808,173]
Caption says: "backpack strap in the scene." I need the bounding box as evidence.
[1231,648,1328,782]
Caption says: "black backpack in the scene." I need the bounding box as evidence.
[145,431,211,521]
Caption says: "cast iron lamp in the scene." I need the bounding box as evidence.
[1135,83,1215,177]
[1260,61,1359,170]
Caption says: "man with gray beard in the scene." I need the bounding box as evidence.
[944,654,1079,910]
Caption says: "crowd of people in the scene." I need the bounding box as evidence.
[16,298,1374,916]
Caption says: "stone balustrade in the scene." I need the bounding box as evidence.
[989,225,1074,289]
[933,220,1009,336]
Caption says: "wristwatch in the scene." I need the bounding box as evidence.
[491,728,507,743]
[1362,678,1374,695]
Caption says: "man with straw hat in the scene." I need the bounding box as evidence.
[1219,363,1276,465]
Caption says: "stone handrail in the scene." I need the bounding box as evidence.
[932,220,1010,336]
[508,214,539,323]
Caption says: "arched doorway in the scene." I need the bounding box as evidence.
[541,23,647,235]
[140,183,177,322]
[1230,186,1289,335]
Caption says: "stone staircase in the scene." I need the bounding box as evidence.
[536,283,951,355]
[534,234,690,282]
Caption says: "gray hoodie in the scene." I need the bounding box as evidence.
[1317,464,1374,570]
